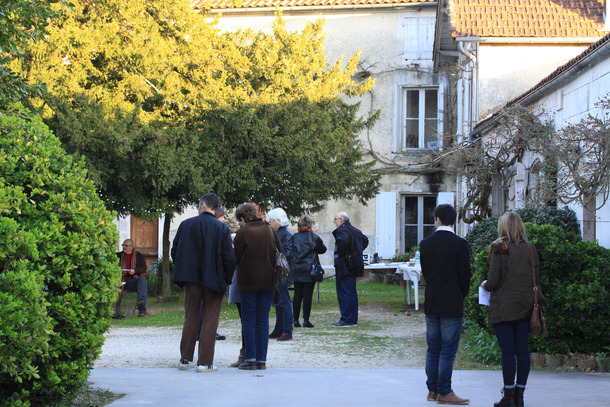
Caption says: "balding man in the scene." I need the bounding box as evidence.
[114,239,150,318]
[331,212,368,327]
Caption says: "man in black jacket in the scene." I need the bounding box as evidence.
[419,204,470,405]
[171,193,236,373]
[331,211,368,327]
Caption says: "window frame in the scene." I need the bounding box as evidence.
[401,194,437,253]
[400,87,442,151]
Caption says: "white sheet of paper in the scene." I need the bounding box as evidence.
[479,285,490,306]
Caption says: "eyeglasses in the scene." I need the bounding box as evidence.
[122,244,133,247]
[333,218,341,221]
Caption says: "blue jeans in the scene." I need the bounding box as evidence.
[493,317,530,386]
[240,289,274,362]
[336,274,358,324]
[124,275,148,313]
[272,282,293,335]
[425,315,463,395]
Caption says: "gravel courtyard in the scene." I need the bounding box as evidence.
[95,305,427,370]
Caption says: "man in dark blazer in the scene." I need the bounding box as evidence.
[171,193,236,373]
[419,204,471,405]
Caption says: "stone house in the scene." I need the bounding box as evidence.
[433,0,606,235]
[117,0,608,260]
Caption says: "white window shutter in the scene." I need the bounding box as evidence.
[418,17,435,60]
[376,192,398,259]
[118,215,131,251]
[437,192,455,206]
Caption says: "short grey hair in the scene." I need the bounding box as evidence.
[267,208,290,227]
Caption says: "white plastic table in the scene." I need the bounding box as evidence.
[396,263,422,310]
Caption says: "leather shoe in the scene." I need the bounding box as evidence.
[137,312,152,317]
[436,391,469,405]
[427,391,438,401]
[238,361,257,370]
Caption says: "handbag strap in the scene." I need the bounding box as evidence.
[529,242,539,306]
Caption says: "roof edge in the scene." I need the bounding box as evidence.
[203,2,437,14]
[455,37,603,45]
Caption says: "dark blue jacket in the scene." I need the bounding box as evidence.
[276,226,294,264]
[171,211,236,294]
[332,220,368,279]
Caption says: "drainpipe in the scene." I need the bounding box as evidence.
[457,41,478,136]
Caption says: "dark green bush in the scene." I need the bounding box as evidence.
[465,223,610,355]
[466,207,580,259]
[0,107,119,405]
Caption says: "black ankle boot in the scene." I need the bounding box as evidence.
[514,387,524,407]
[494,387,515,407]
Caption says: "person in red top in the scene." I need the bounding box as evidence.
[113,239,151,318]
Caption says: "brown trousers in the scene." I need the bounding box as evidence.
[180,283,224,366]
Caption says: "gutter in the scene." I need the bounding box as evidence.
[455,37,601,45]
[205,2,437,14]
[457,41,478,133]
[473,37,610,137]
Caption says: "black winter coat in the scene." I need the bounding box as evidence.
[291,231,327,282]
[332,221,368,279]
[420,229,471,318]
[171,211,236,294]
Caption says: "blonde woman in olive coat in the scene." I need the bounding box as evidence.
[482,212,545,407]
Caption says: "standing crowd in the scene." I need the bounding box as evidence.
[114,195,544,406]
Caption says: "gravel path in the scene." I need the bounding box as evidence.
[95,306,427,370]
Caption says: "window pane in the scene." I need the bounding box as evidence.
[425,89,438,118]
[423,196,436,224]
[405,226,418,252]
[406,90,419,119]
[423,225,436,239]
[424,119,437,148]
[404,196,417,224]
[405,119,418,148]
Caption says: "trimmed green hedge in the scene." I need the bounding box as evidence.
[466,207,580,260]
[465,221,610,356]
[0,107,119,405]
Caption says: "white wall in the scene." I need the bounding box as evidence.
[478,45,589,117]
[517,51,610,248]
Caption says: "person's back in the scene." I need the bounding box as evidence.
[420,230,470,318]
[172,210,235,294]
[419,204,471,405]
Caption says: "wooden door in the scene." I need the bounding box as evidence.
[130,216,159,271]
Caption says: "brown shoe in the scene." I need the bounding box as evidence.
[436,391,469,405]
[427,391,438,401]
[137,312,152,317]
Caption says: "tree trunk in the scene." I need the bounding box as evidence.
[162,212,172,297]
[582,195,596,243]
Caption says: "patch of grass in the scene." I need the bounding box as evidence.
[60,383,123,406]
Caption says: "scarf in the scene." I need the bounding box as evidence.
[119,250,137,281]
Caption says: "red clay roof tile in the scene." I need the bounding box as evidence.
[449,0,605,38]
